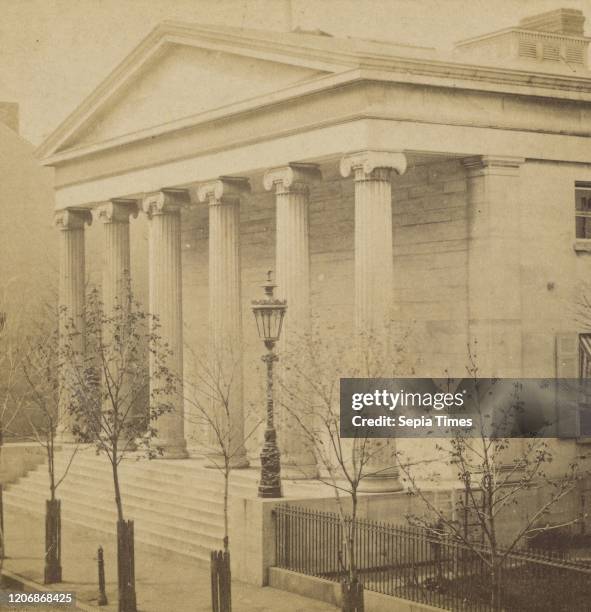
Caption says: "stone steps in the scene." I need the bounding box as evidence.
[6,485,224,542]
[23,464,228,508]
[4,447,329,565]
[10,490,218,559]
[3,449,243,563]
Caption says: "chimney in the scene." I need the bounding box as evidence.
[519,8,585,37]
[455,7,589,70]
[0,102,19,134]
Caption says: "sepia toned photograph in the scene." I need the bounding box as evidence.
[2,1,591,610]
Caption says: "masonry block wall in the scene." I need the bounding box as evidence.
[520,162,591,377]
[392,159,469,378]
[79,156,591,469]
[179,159,470,456]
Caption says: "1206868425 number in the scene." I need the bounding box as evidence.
[1,592,75,607]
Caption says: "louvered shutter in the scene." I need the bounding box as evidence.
[555,333,580,438]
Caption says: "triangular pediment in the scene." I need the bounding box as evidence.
[65,45,328,150]
[39,22,350,160]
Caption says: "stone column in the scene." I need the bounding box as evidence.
[143,190,189,459]
[263,163,320,479]
[341,150,407,493]
[96,199,137,316]
[54,208,92,443]
[95,199,138,448]
[198,178,249,468]
[463,156,525,378]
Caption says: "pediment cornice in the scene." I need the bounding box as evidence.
[37,20,591,166]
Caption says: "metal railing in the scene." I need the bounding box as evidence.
[273,505,591,611]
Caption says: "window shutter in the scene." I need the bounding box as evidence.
[555,333,579,438]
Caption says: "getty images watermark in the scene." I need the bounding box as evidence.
[351,386,470,430]
[339,378,589,438]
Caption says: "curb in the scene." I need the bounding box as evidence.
[1,568,101,611]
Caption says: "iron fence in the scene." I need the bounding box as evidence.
[273,505,591,611]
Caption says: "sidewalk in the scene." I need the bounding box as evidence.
[3,508,338,612]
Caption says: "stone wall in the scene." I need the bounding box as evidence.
[177,158,471,457]
[80,156,591,471]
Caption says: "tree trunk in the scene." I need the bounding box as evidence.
[490,566,503,612]
[44,499,62,584]
[0,483,4,561]
[211,550,232,612]
[349,491,358,583]
[112,458,124,523]
[117,519,137,612]
[223,462,229,552]
[0,426,4,560]
[341,578,364,612]
[112,458,136,612]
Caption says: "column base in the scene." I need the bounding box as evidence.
[56,428,76,445]
[231,454,250,469]
[358,474,403,493]
[205,452,250,470]
[152,440,189,459]
[281,457,318,480]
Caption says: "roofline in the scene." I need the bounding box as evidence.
[37,20,591,164]
[456,26,591,47]
[36,20,357,160]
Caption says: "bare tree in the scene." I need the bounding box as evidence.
[0,301,38,562]
[21,317,79,583]
[61,284,176,612]
[184,344,262,552]
[183,344,263,612]
[397,346,590,611]
[279,324,408,608]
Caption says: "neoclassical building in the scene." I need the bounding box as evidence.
[36,8,591,487]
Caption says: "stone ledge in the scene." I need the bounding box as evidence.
[573,240,591,253]
[268,567,444,612]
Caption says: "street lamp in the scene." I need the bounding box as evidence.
[251,271,287,498]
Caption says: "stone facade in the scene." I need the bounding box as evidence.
[36,10,591,481]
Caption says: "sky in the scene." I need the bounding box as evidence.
[1,0,591,146]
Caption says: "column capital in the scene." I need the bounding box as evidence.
[54,208,93,231]
[463,155,525,177]
[142,189,190,218]
[263,163,321,195]
[340,150,407,182]
[95,198,138,224]
[198,176,250,206]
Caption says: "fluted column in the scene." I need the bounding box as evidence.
[96,199,137,316]
[143,190,189,459]
[198,178,249,468]
[54,208,92,443]
[263,163,320,479]
[341,150,407,493]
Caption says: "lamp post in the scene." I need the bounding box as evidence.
[251,271,286,498]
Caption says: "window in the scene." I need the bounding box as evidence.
[555,333,591,437]
[542,44,560,61]
[566,46,585,65]
[579,333,591,436]
[575,183,591,239]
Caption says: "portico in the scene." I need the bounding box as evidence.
[51,148,422,478]
[39,19,591,485]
